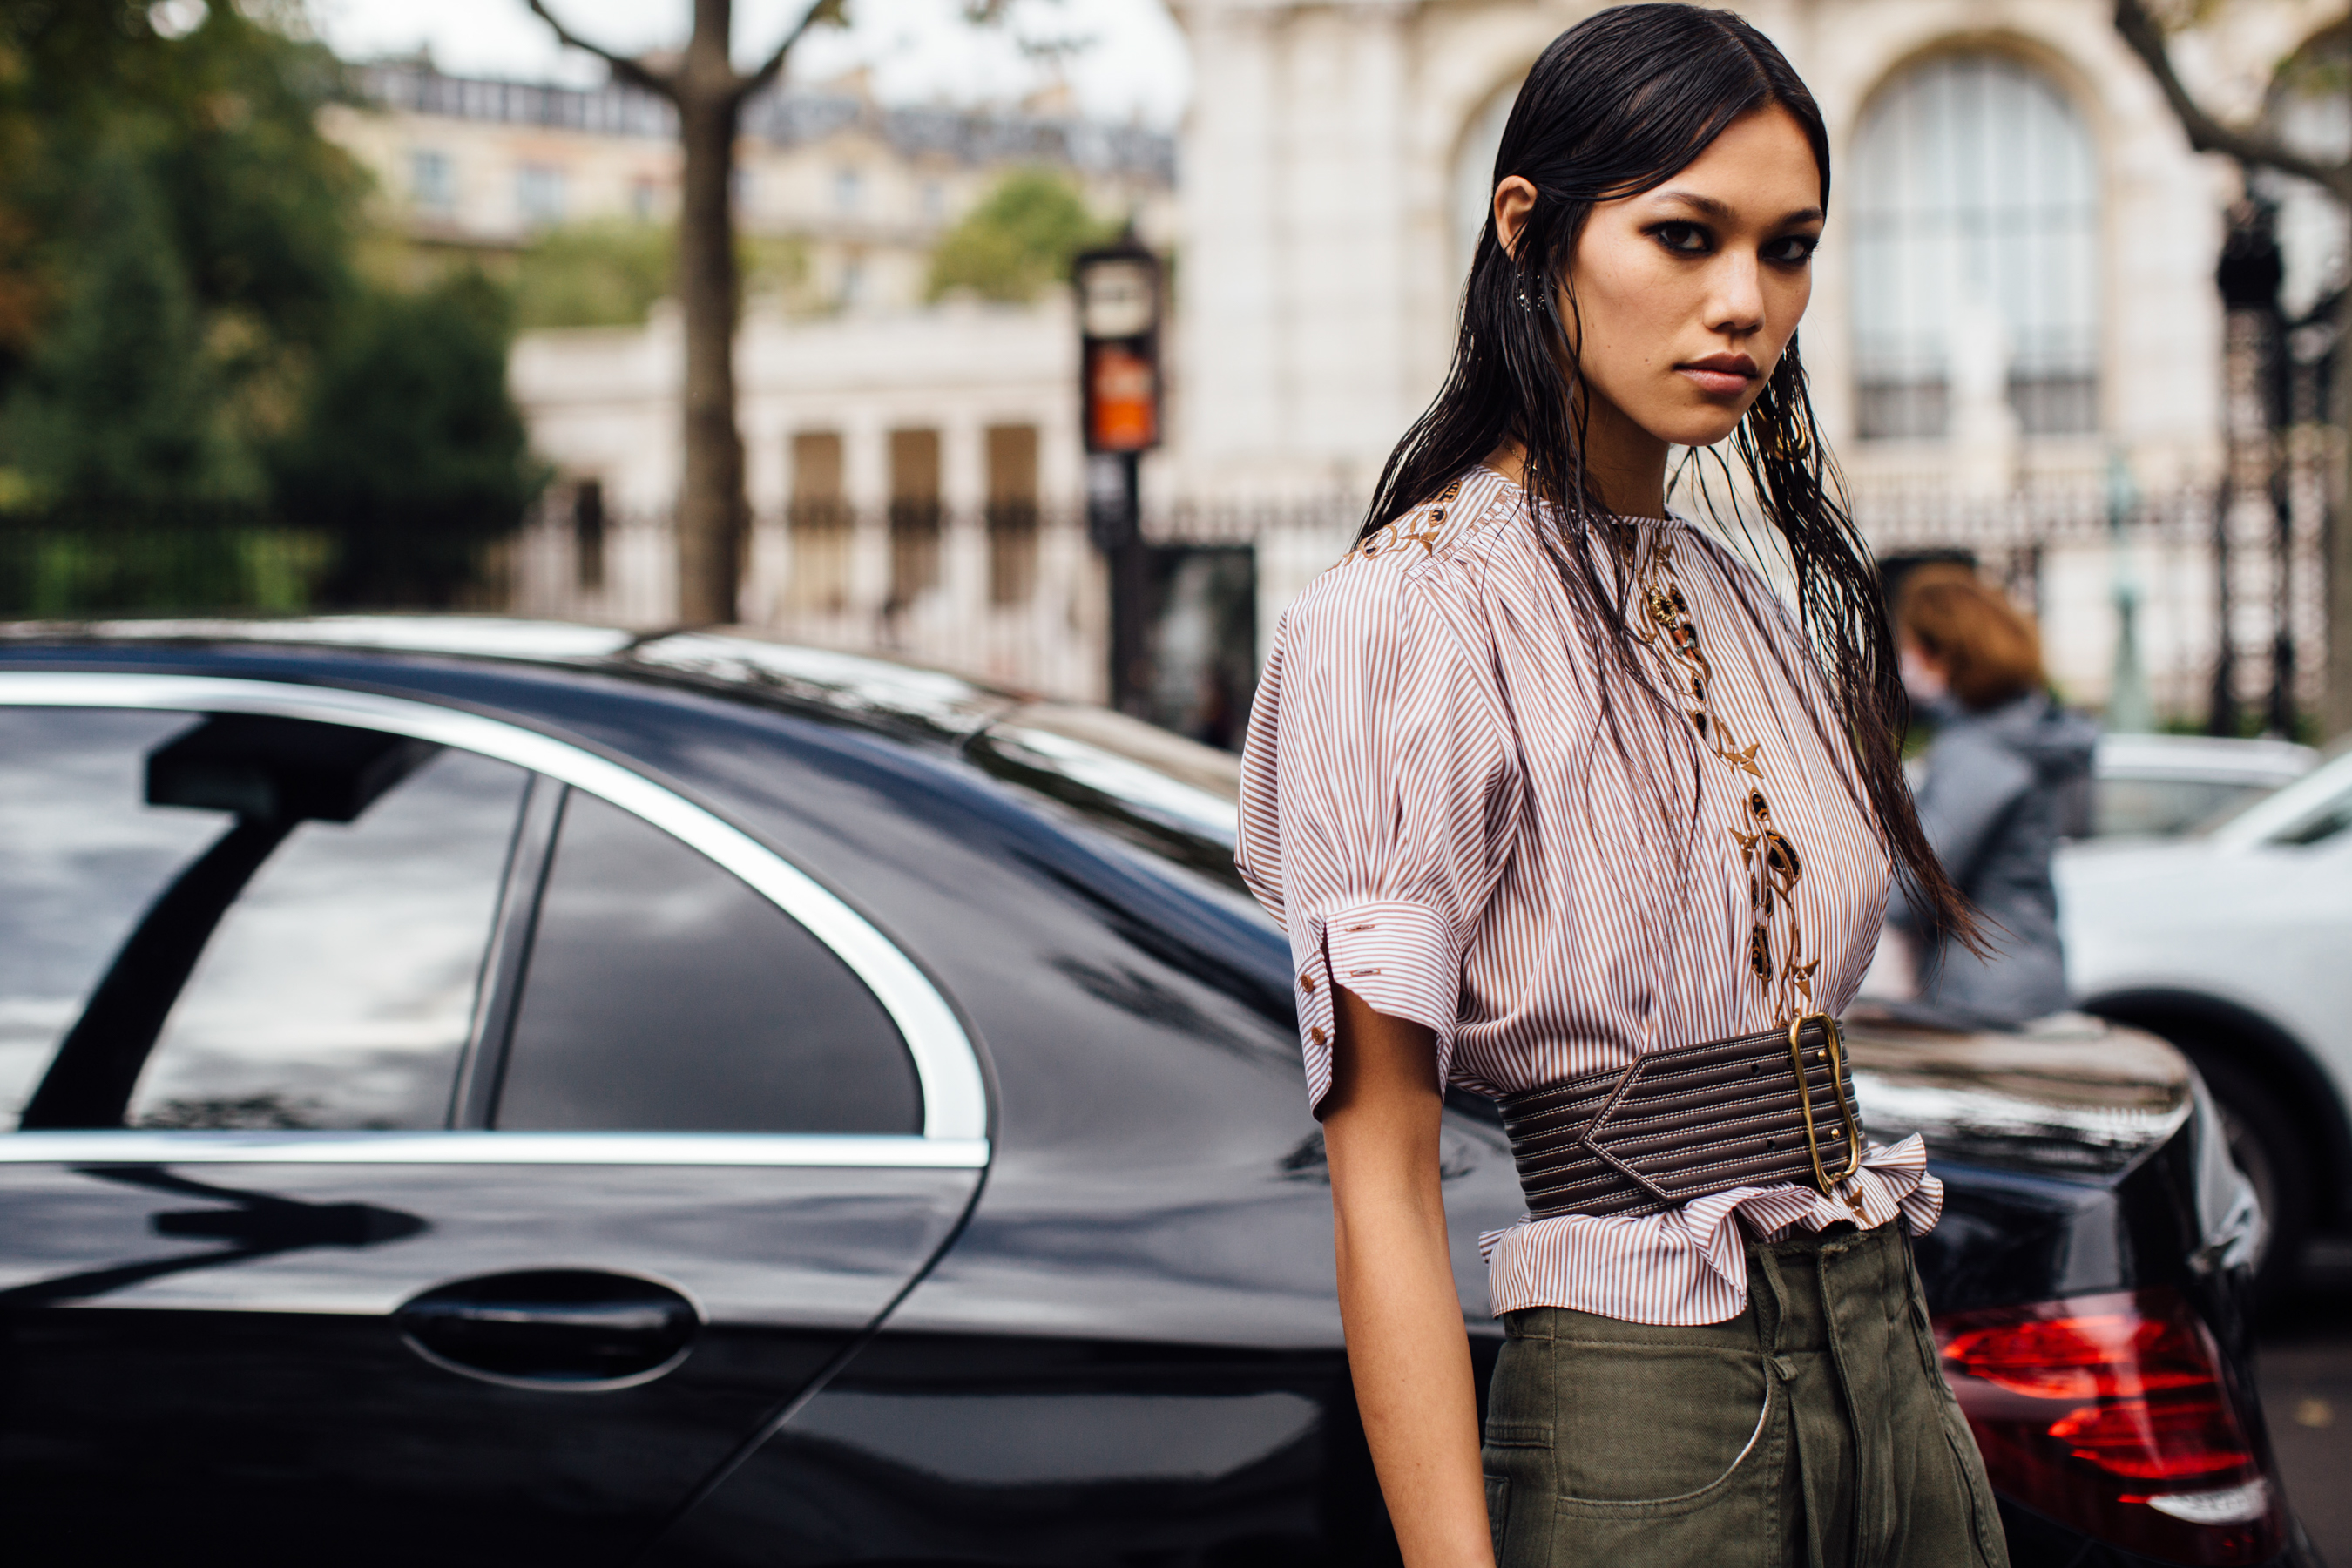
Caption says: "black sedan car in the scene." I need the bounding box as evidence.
[0,618,2310,1567]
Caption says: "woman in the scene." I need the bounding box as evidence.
[1234,8,2004,1567]
[1888,564,2097,1026]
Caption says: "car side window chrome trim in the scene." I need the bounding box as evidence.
[0,1131,990,1167]
[0,671,990,1144]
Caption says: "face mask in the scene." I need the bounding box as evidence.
[1899,644,1948,706]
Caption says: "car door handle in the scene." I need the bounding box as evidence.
[394,1269,702,1389]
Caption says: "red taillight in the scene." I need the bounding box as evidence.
[1942,1308,2213,1401]
[2047,1396,2252,1482]
[1935,1288,2283,1566]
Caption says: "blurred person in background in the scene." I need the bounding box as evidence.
[1887,564,2096,1025]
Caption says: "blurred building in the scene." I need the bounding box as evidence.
[338,6,2345,729]
[320,61,1178,703]
[325,60,1177,311]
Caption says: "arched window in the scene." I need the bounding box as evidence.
[1850,53,2099,439]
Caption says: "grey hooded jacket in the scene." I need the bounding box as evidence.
[1888,691,2099,1025]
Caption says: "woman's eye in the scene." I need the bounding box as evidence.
[1764,234,1820,266]
[1652,222,1709,254]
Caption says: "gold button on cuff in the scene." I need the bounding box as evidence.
[1309,1025,1328,1047]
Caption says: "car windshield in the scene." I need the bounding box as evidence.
[2207,744,2352,848]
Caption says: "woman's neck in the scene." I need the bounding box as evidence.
[1486,392,1672,519]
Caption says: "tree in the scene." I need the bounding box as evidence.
[2112,0,2352,737]
[3,138,247,504]
[0,1,543,612]
[0,0,369,511]
[512,220,813,330]
[514,220,677,330]
[927,168,1117,302]
[269,271,544,606]
[522,0,849,625]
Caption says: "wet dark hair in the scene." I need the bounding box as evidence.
[1365,2,1975,946]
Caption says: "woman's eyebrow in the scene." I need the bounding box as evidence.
[1649,189,1824,226]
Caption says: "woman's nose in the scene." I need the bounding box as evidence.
[1707,255,1767,336]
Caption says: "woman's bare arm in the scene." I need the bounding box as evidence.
[1321,983,1495,1568]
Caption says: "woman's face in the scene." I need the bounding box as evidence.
[1501,105,1824,451]
[1899,639,1950,705]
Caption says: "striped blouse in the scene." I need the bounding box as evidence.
[1234,466,1940,1327]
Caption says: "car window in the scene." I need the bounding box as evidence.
[2268,787,2352,846]
[0,709,221,1128]
[492,789,920,1133]
[127,747,527,1129]
[2093,776,2274,839]
[0,706,529,1132]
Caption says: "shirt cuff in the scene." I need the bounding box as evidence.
[1328,896,1458,1050]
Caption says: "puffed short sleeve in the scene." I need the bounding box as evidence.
[1234,560,1521,1116]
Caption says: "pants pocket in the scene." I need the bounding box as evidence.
[1549,1342,1774,1507]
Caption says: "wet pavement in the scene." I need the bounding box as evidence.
[2263,1240,2352,1565]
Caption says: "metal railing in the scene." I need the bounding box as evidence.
[11,483,2314,737]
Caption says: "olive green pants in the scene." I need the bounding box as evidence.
[1481,1221,2009,1568]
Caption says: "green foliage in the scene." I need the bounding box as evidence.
[514,220,674,329]
[3,137,253,503]
[0,1,542,610]
[0,510,325,617]
[742,232,814,311]
[927,168,1118,303]
[512,222,816,328]
[0,1,366,375]
[269,270,546,605]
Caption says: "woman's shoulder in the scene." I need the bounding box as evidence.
[1306,468,1529,605]
[1274,472,1525,672]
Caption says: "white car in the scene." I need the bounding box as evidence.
[2089,732,2317,838]
[2058,746,2352,1293]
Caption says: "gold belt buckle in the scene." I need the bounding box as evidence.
[1785,1013,1863,1198]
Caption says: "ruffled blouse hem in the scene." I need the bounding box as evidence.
[1477,1134,1943,1326]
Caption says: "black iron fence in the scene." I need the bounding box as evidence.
[0,511,331,618]
[0,509,524,619]
[21,477,2321,740]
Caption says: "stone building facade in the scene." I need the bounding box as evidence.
[325,61,1178,313]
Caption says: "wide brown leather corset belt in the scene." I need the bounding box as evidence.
[1494,1015,1865,1220]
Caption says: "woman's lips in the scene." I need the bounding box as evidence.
[1677,355,1759,398]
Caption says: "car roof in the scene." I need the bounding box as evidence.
[0,614,1025,740]
[0,613,1246,854]
[2093,730,2318,783]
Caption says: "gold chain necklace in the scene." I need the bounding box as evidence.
[1629,527,1818,1025]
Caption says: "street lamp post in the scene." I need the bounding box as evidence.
[1072,233,1164,716]
[2214,193,2288,738]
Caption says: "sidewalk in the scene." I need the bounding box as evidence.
[2261,1238,2352,1565]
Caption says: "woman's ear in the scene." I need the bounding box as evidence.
[1493,176,1538,258]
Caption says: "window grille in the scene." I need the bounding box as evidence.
[410,150,455,213]
[1850,54,2100,439]
[517,164,566,227]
